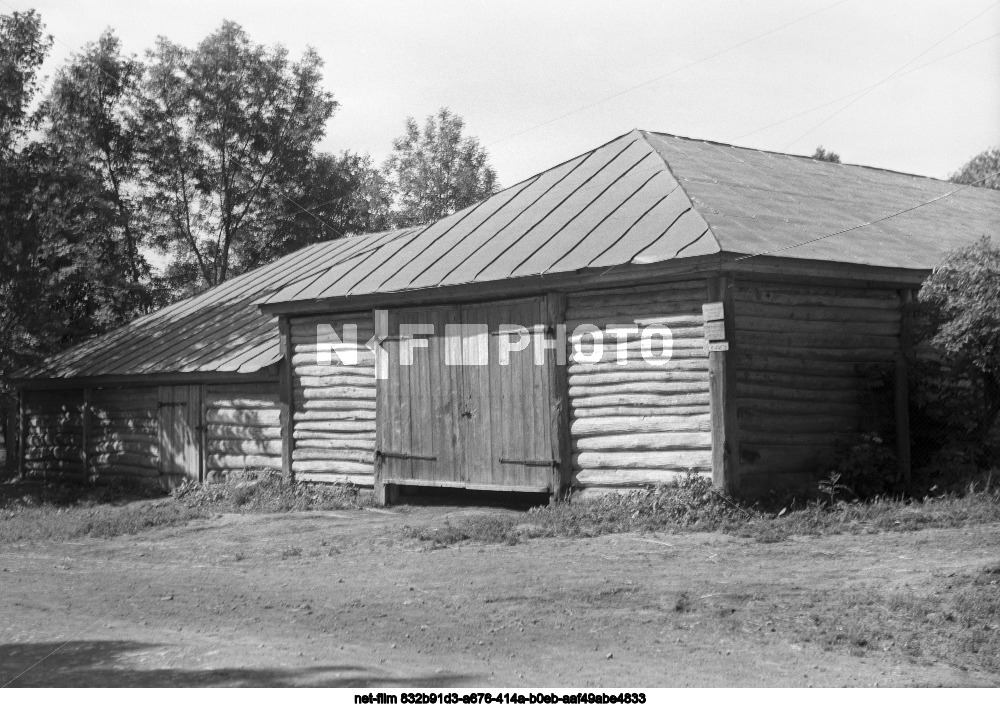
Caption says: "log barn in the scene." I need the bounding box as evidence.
[8,130,1000,499]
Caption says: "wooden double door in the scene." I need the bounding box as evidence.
[375,297,565,498]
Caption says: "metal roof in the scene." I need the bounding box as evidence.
[262,129,1000,307]
[16,129,1000,381]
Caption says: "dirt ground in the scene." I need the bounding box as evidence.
[1,502,998,687]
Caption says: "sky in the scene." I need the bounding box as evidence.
[7,0,1000,186]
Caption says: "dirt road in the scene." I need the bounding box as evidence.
[1,504,997,687]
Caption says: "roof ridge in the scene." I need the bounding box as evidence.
[640,129,978,186]
[637,129,725,255]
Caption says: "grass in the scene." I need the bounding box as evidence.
[403,473,1000,548]
[0,468,375,542]
[170,468,376,513]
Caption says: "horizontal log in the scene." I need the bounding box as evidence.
[293,364,377,378]
[294,421,376,433]
[564,314,705,332]
[571,393,711,408]
[89,452,157,469]
[26,426,82,436]
[734,354,859,377]
[204,398,279,409]
[207,454,283,470]
[299,398,378,411]
[572,405,710,418]
[737,398,859,416]
[731,344,896,363]
[736,370,860,391]
[293,437,375,450]
[564,298,704,320]
[571,415,711,436]
[573,431,712,452]
[734,285,898,307]
[24,468,86,481]
[737,315,899,336]
[89,441,158,456]
[738,444,839,476]
[25,434,79,447]
[296,376,377,389]
[205,409,281,426]
[739,430,854,446]
[570,381,710,397]
[291,460,373,475]
[568,325,704,342]
[736,331,898,351]
[567,358,709,375]
[207,424,283,439]
[91,411,157,420]
[297,387,376,401]
[568,371,708,387]
[90,465,160,479]
[733,301,901,323]
[735,383,859,404]
[292,448,375,463]
[294,409,377,422]
[207,439,284,456]
[25,448,83,462]
[573,469,706,487]
[568,340,708,364]
[574,450,712,469]
[294,472,373,486]
[23,460,85,472]
[739,415,858,435]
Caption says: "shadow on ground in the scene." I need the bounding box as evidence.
[0,640,477,687]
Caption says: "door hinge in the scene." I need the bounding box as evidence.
[377,450,437,462]
[499,458,559,467]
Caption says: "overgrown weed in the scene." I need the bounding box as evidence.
[171,468,375,513]
[403,473,1000,548]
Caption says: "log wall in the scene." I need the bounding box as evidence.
[564,280,713,494]
[733,279,902,492]
[88,387,159,481]
[204,383,282,480]
[289,313,377,485]
[22,389,86,482]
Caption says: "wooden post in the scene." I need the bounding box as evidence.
[278,317,295,483]
[895,290,913,487]
[546,292,572,502]
[707,276,740,495]
[17,390,26,481]
[82,388,92,483]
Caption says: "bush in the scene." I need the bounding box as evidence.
[170,468,375,512]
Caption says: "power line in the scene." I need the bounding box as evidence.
[781,0,1000,151]
[484,0,850,149]
[732,169,1000,262]
[734,31,1000,142]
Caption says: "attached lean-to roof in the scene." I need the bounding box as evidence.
[261,129,1000,309]
[15,129,1000,382]
[11,236,393,381]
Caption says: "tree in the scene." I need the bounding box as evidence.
[0,9,50,151]
[918,236,1000,443]
[383,107,497,227]
[951,148,1000,190]
[811,145,840,163]
[139,21,338,291]
[42,29,148,285]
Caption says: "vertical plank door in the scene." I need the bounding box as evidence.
[461,297,554,492]
[376,306,463,488]
[158,384,202,486]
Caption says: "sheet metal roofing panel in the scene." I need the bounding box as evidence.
[14,237,363,380]
[643,131,1000,268]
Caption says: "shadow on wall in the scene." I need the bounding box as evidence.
[0,640,479,688]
